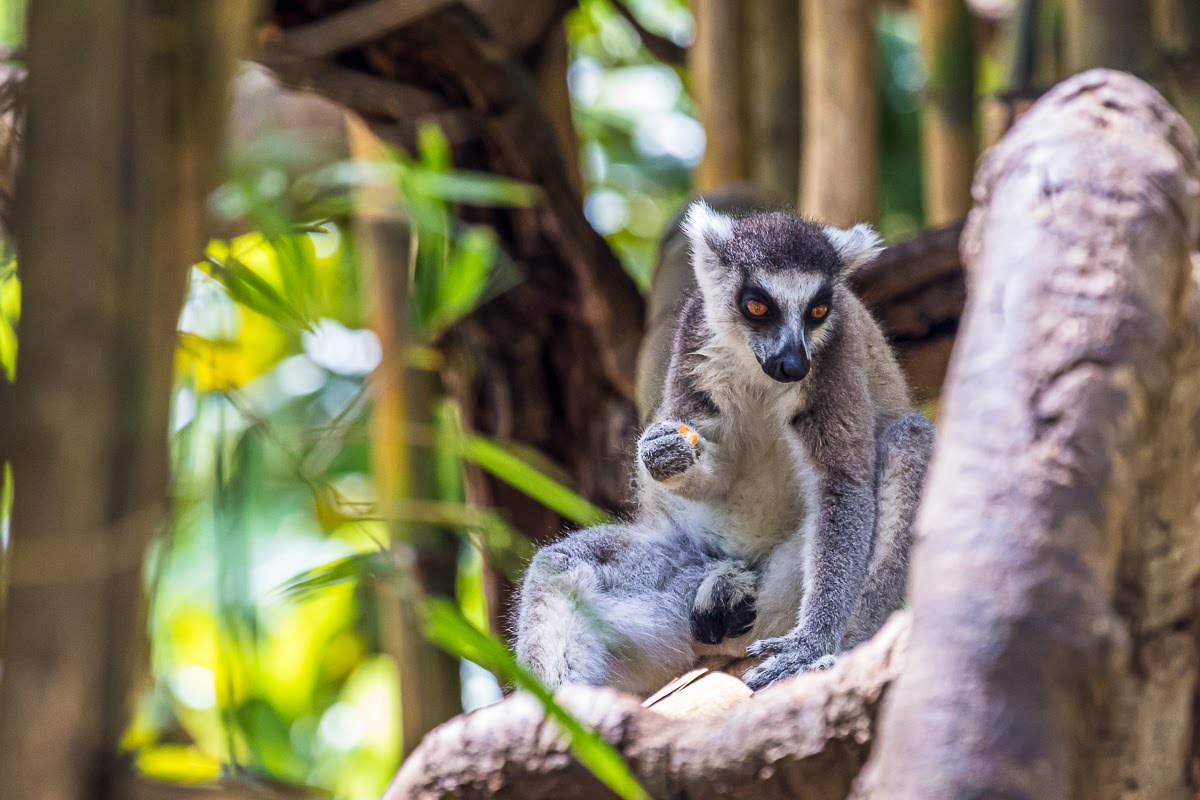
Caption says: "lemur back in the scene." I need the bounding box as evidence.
[515,201,934,694]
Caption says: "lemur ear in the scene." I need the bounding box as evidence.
[683,199,734,293]
[824,223,883,274]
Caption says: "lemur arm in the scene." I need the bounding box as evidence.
[637,299,728,501]
[743,382,878,688]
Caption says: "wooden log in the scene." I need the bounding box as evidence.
[857,68,1200,800]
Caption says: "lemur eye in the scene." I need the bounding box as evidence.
[809,304,829,320]
[746,300,769,317]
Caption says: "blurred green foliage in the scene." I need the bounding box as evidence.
[570,0,696,287]
[138,117,622,798]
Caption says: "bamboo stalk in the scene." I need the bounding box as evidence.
[800,0,879,225]
[916,0,977,224]
[691,0,749,190]
[746,0,802,204]
[345,114,461,758]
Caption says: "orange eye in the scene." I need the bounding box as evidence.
[810,304,829,320]
[746,300,769,317]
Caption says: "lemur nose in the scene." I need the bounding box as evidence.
[768,351,809,383]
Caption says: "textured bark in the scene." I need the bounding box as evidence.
[915,0,977,224]
[0,3,258,800]
[387,613,911,800]
[858,69,1200,800]
[800,0,878,225]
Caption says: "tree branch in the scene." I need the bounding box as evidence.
[254,47,477,146]
[277,0,452,58]
[610,0,687,66]
[387,613,910,800]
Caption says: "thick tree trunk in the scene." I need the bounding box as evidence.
[800,0,878,225]
[691,0,801,202]
[859,68,1200,800]
[384,69,1200,800]
[915,0,977,224]
[0,3,257,799]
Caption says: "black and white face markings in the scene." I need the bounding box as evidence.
[736,272,835,383]
[682,200,883,384]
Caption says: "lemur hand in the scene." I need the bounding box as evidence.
[691,561,757,644]
[638,420,703,482]
[742,633,837,690]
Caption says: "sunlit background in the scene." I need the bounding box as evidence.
[0,0,947,797]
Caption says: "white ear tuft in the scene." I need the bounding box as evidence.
[682,199,734,302]
[682,199,734,251]
[823,223,883,273]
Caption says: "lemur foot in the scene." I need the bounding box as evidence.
[742,634,837,690]
[690,562,757,644]
[638,420,703,482]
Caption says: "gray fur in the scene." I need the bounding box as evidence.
[514,202,934,695]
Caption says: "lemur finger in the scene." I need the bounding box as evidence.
[745,635,792,657]
[640,420,702,447]
[743,651,833,690]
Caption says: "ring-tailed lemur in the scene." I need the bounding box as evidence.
[514,201,934,694]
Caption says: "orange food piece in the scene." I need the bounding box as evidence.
[677,424,700,447]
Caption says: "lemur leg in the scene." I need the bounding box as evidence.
[514,523,713,696]
[842,412,935,649]
[690,560,758,644]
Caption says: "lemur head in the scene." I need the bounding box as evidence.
[683,200,882,383]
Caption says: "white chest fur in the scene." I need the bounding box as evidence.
[688,347,818,560]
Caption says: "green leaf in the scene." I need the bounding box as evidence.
[462,435,611,528]
[416,123,452,173]
[405,169,538,208]
[203,254,313,332]
[426,226,497,335]
[423,600,649,800]
[0,311,15,382]
[273,552,392,601]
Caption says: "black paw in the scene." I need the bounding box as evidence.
[690,568,757,645]
[638,421,702,482]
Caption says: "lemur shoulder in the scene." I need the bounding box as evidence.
[515,200,934,693]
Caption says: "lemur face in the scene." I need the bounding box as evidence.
[735,271,833,382]
[683,201,882,383]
